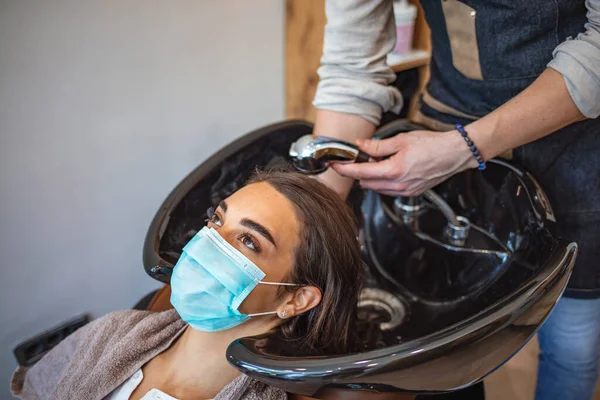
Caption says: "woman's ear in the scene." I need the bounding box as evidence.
[279,286,322,319]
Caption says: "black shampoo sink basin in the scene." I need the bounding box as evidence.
[143,120,577,396]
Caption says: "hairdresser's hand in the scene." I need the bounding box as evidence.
[331,130,479,196]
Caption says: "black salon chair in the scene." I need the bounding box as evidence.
[142,119,576,398]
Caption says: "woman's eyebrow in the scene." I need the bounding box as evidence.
[219,200,228,212]
[240,218,277,248]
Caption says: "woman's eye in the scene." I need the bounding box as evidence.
[240,234,259,252]
[209,213,223,227]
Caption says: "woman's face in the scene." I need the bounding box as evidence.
[206,181,300,315]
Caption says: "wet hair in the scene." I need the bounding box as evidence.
[247,167,364,355]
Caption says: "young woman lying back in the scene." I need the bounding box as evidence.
[11,169,365,400]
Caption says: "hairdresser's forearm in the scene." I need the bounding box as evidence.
[313,110,377,198]
[466,68,586,161]
[313,109,377,142]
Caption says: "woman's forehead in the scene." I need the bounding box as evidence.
[226,182,300,239]
[228,182,283,205]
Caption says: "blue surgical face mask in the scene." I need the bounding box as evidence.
[170,226,298,332]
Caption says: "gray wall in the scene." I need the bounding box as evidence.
[0,1,284,397]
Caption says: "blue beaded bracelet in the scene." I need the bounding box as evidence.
[455,123,486,171]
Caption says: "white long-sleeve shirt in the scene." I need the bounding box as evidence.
[108,369,179,400]
[313,0,600,125]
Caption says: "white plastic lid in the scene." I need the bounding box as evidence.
[393,0,417,24]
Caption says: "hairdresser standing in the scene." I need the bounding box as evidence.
[313,1,600,399]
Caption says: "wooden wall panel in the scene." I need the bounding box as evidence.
[285,0,325,122]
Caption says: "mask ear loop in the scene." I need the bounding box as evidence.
[248,310,291,318]
[248,282,300,318]
[247,311,279,317]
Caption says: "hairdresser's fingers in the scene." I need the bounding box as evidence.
[356,135,405,158]
[377,186,431,197]
[378,189,414,197]
[365,175,452,197]
[331,158,400,181]
[359,178,415,193]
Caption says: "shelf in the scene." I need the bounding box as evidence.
[387,50,431,73]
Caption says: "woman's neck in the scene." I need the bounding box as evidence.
[155,317,279,398]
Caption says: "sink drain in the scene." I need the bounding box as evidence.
[357,288,407,331]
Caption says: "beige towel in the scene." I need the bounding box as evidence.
[11,309,286,400]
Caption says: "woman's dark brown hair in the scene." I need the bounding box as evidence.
[247,167,364,355]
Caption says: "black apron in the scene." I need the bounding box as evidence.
[415,0,600,299]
